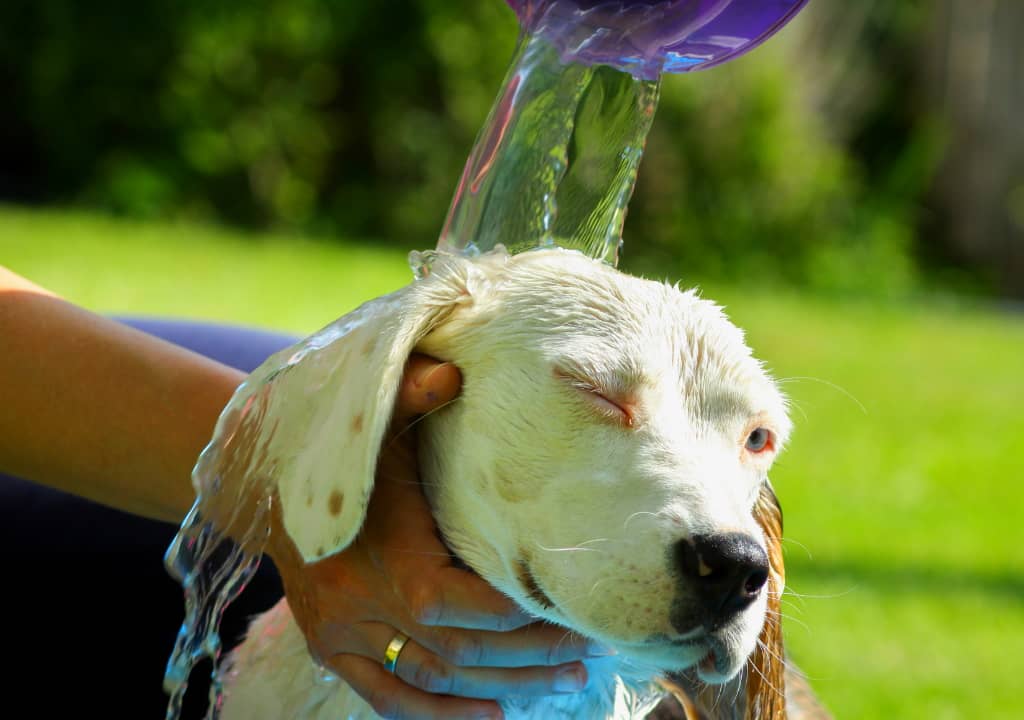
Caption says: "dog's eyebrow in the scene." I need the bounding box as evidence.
[555,357,648,393]
[693,387,756,425]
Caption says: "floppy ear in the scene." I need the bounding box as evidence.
[744,481,787,720]
[227,254,482,564]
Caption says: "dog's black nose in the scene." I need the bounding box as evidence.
[674,533,769,626]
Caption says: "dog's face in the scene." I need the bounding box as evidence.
[414,250,791,682]
[268,248,789,693]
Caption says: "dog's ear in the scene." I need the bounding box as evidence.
[232,254,487,564]
[744,481,786,720]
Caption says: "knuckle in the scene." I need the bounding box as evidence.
[406,580,443,625]
[489,611,513,633]
[367,691,401,719]
[410,655,455,695]
[438,630,483,666]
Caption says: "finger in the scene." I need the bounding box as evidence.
[366,452,533,631]
[388,634,589,700]
[329,652,503,720]
[405,566,534,631]
[415,622,602,669]
[395,354,462,424]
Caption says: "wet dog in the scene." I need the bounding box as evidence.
[219,249,792,719]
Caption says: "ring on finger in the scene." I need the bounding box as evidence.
[382,632,411,674]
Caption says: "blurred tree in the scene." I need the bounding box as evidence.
[923,0,1024,297]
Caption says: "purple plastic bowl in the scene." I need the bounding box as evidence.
[506,0,810,79]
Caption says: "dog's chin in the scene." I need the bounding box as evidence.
[692,637,750,684]
[606,635,749,684]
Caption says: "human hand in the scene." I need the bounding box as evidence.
[267,355,602,720]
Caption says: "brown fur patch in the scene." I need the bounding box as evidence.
[327,490,344,517]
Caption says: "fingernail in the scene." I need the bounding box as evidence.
[553,665,587,693]
[416,361,452,388]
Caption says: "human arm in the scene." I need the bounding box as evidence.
[0,265,241,522]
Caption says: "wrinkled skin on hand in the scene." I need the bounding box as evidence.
[266,355,600,720]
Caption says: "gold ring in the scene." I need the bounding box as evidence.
[382,632,410,674]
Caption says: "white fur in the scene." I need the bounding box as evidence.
[219,249,790,719]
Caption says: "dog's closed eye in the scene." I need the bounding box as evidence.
[554,367,636,427]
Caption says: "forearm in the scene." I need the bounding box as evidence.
[0,266,244,523]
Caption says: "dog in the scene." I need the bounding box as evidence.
[214,248,793,719]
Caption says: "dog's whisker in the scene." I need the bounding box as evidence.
[768,608,811,634]
[385,397,462,447]
[780,535,815,560]
[551,628,578,657]
[748,643,785,700]
[754,636,788,668]
[557,576,615,606]
[782,396,810,423]
[779,594,816,616]
[783,582,858,600]
[777,375,868,415]
[622,510,666,531]
[533,539,609,555]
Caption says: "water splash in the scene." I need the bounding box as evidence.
[162,315,365,719]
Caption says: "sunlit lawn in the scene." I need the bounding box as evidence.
[3,206,1022,718]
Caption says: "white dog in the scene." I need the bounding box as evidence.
[215,248,792,720]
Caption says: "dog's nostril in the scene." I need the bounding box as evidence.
[673,533,770,625]
[744,567,769,596]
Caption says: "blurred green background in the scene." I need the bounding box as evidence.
[1,1,1022,718]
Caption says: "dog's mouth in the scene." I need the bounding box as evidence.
[504,562,746,682]
[698,644,724,677]
[695,636,744,683]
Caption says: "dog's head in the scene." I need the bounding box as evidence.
[270,249,789,712]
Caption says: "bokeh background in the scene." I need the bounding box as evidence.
[1,1,1022,717]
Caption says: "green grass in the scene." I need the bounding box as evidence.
[3,206,1023,718]
[0,206,414,333]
